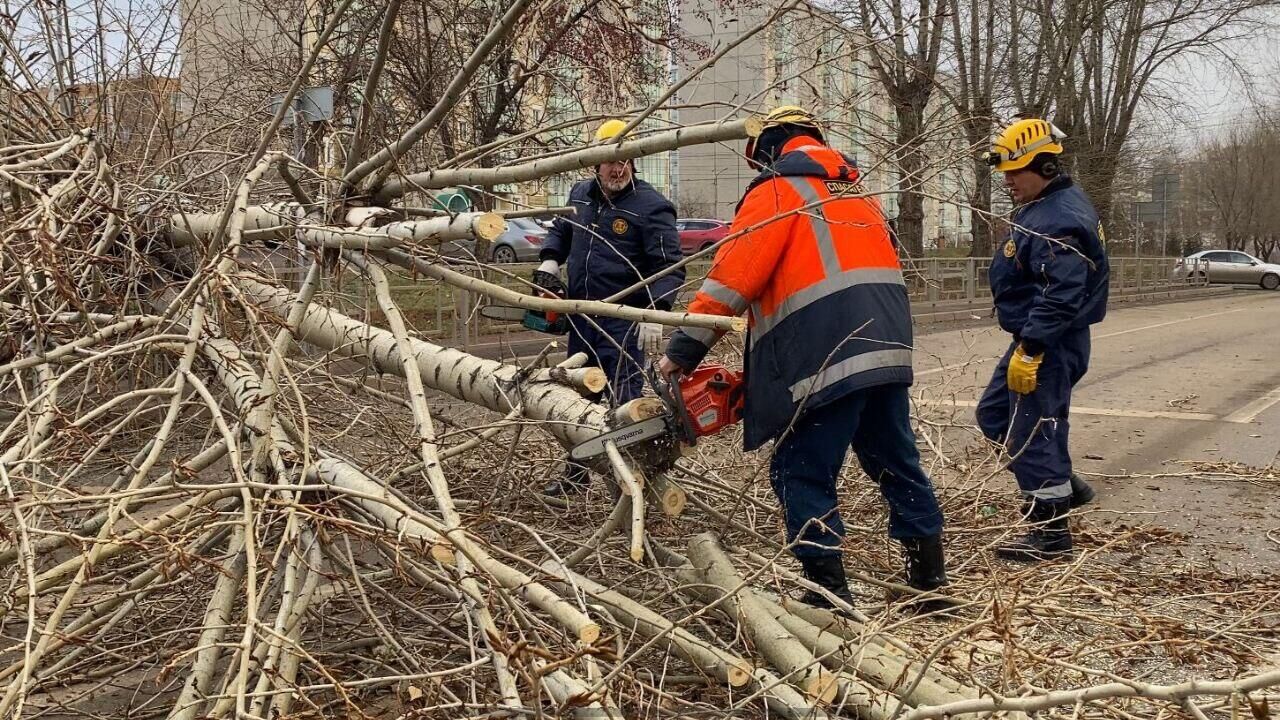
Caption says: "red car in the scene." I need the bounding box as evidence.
[676,218,730,255]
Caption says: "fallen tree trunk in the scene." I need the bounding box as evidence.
[169,202,299,247]
[374,118,760,201]
[684,533,839,705]
[234,276,610,448]
[782,602,979,702]
[747,589,969,710]
[541,559,829,719]
[380,248,745,332]
[300,212,506,250]
[170,207,743,334]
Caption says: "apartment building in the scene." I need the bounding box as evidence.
[24,76,185,171]
[177,0,676,209]
[176,0,971,245]
[672,0,972,248]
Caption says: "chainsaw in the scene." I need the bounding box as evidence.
[568,363,745,468]
[479,301,569,334]
[479,270,570,334]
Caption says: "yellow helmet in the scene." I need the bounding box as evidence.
[595,118,630,142]
[757,104,820,134]
[985,118,1065,171]
[746,105,824,169]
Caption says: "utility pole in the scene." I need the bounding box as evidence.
[1131,199,1141,257]
[292,100,307,163]
[1160,174,1169,257]
[666,8,680,210]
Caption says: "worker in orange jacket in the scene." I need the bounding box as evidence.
[659,106,946,607]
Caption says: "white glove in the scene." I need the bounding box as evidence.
[638,322,663,355]
[537,259,561,275]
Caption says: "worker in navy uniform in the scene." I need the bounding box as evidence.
[535,118,684,496]
[977,118,1111,561]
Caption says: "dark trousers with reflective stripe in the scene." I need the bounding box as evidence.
[567,315,645,405]
[564,315,644,485]
[976,328,1090,499]
[769,385,944,558]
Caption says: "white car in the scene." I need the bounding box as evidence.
[1171,250,1280,290]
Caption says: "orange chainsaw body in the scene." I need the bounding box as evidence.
[676,364,745,441]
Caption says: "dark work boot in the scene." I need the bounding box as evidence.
[995,499,1073,562]
[894,536,951,614]
[543,463,590,497]
[798,554,855,609]
[1068,473,1096,508]
[902,536,948,591]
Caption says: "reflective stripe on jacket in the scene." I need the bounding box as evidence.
[666,137,913,450]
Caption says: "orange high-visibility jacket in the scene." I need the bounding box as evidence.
[665,137,914,449]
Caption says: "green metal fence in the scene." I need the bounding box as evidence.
[327,255,1200,349]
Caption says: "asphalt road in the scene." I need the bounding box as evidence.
[912,289,1280,570]
[463,288,1280,569]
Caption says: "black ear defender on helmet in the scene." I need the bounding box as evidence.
[1029,152,1061,179]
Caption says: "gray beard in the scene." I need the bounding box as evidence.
[600,174,632,195]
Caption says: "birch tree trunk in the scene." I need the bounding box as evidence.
[233,276,611,448]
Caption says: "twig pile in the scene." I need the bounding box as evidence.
[2,118,1278,720]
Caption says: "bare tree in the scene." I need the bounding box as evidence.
[848,0,949,256]
[367,0,671,208]
[941,0,1006,257]
[1194,114,1280,258]
[1009,0,1270,229]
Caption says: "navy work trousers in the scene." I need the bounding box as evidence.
[769,385,944,558]
[975,327,1091,500]
[567,315,644,405]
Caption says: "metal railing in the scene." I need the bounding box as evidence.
[901,255,1203,305]
[324,255,1201,350]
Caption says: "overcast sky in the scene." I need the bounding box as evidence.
[1155,15,1280,149]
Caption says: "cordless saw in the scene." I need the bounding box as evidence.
[479,269,569,334]
[568,363,745,469]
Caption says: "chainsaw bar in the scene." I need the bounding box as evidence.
[568,416,670,462]
[478,305,528,322]
[479,304,569,334]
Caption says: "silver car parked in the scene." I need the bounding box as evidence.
[440,217,549,263]
[1172,250,1280,290]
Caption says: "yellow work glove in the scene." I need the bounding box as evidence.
[1007,345,1044,395]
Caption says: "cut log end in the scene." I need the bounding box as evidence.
[430,544,457,566]
[614,397,665,424]
[805,670,840,705]
[726,661,754,688]
[728,316,748,332]
[744,115,765,138]
[580,368,607,394]
[579,623,602,645]
[474,213,507,242]
[658,486,686,517]
[629,546,644,562]
[645,474,687,518]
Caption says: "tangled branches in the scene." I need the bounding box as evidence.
[0,127,1276,720]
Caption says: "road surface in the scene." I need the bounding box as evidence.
[912,289,1280,571]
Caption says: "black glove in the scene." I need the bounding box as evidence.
[531,269,566,297]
